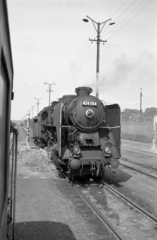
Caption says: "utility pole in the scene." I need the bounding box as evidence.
[30,105,35,118]
[44,82,56,106]
[83,16,115,98]
[34,98,41,115]
[140,88,143,122]
[26,110,30,145]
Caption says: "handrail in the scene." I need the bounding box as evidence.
[9,132,13,153]
[9,127,18,240]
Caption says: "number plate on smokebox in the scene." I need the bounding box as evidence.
[82,101,97,106]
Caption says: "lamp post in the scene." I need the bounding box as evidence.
[83,15,115,98]
[34,98,41,115]
[44,82,56,106]
[140,88,143,122]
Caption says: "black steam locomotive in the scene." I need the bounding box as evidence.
[31,86,121,180]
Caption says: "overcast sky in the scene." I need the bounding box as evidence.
[8,0,157,120]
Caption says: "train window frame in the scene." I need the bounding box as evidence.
[0,51,10,222]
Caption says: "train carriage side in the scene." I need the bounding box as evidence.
[0,1,14,239]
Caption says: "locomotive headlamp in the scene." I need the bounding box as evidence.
[104,146,112,154]
[73,145,81,155]
[104,144,112,155]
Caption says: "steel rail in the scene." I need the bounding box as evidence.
[60,171,125,240]
[121,158,157,171]
[73,184,125,240]
[120,163,157,180]
[102,181,157,223]
[122,146,157,157]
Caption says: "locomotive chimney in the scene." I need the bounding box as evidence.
[75,87,92,96]
[51,101,59,107]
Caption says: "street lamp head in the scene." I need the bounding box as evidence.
[83,18,89,23]
[109,22,115,25]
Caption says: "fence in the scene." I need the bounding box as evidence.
[121,122,157,143]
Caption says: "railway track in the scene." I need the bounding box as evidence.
[73,182,125,240]
[60,170,157,240]
[72,179,157,239]
[121,142,157,180]
[122,146,157,157]
[120,162,157,180]
[121,158,157,171]
[102,181,157,223]
[60,172,125,240]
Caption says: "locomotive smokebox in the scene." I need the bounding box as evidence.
[75,86,92,96]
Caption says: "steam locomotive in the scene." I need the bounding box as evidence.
[31,86,121,180]
[0,1,17,240]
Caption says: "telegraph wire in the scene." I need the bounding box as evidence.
[77,49,95,70]
[76,0,151,69]
[77,0,155,71]
[56,39,94,85]
[27,0,155,114]
[55,23,98,85]
[50,0,154,88]
[77,45,95,67]
[103,0,151,38]
[57,45,95,86]
[72,40,91,62]
[75,44,92,64]
[107,0,155,40]
[111,0,128,18]
[99,0,137,37]
[55,42,89,84]
[57,44,92,83]
[113,0,137,22]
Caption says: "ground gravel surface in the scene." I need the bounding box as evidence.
[11,145,117,240]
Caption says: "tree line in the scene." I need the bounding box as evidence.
[122,107,157,123]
